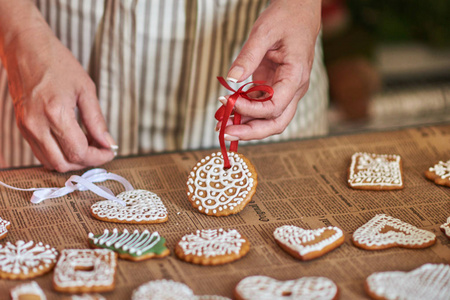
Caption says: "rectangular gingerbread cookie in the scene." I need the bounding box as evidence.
[53,249,117,293]
[348,152,404,190]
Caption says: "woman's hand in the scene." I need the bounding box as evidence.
[0,1,115,172]
[219,0,322,141]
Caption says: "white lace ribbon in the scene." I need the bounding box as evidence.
[0,168,133,205]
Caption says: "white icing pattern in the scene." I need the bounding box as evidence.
[353,214,436,247]
[132,279,195,300]
[348,152,402,187]
[53,249,116,289]
[186,152,254,214]
[235,275,338,300]
[178,228,245,257]
[0,240,57,275]
[91,189,167,222]
[440,217,450,237]
[273,225,343,256]
[429,160,450,179]
[88,228,161,256]
[0,216,10,237]
[366,264,450,300]
[11,281,47,300]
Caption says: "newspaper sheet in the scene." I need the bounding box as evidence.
[0,124,449,299]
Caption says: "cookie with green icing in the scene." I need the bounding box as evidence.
[88,228,169,261]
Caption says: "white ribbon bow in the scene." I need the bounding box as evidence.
[0,168,133,206]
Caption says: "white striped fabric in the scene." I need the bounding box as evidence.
[0,0,328,168]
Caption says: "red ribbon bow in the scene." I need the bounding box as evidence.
[215,76,274,169]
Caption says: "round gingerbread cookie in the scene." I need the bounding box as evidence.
[175,228,250,265]
[234,275,339,300]
[0,240,58,280]
[186,152,257,216]
[425,160,450,187]
[90,189,168,224]
[0,216,10,240]
[273,225,344,260]
[132,280,195,300]
[440,217,450,239]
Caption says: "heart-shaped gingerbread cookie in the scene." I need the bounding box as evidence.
[235,276,338,300]
[352,214,436,250]
[273,225,344,260]
[90,189,168,224]
[365,264,450,300]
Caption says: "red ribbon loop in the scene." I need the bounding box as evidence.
[215,76,274,169]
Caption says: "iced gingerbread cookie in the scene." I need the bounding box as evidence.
[72,294,106,300]
[440,217,450,239]
[0,216,10,240]
[0,240,58,280]
[175,228,250,265]
[11,281,46,300]
[90,189,168,224]
[88,228,170,261]
[132,279,231,300]
[425,160,450,187]
[352,214,436,250]
[365,264,450,300]
[186,152,257,216]
[235,275,338,300]
[273,225,344,260]
[53,249,117,293]
[348,152,403,190]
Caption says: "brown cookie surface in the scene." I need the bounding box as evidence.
[352,214,436,250]
[186,152,257,216]
[348,152,404,190]
[425,160,450,187]
[273,225,344,260]
[175,228,250,265]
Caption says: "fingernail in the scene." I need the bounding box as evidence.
[227,66,244,83]
[104,132,118,155]
[218,96,227,106]
[224,134,239,141]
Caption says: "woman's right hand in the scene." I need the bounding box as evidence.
[0,2,115,172]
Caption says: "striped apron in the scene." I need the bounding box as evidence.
[0,0,328,168]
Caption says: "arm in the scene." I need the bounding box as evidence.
[218,0,322,140]
[0,0,116,172]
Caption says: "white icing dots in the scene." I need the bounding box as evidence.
[430,160,450,179]
[348,153,403,188]
[235,276,338,299]
[0,240,57,277]
[440,217,450,238]
[186,152,254,214]
[273,225,343,257]
[366,264,450,300]
[178,228,246,257]
[352,214,436,248]
[0,216,10,238]
[91,189,168,223]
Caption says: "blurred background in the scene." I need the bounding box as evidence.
[321,0,450,134]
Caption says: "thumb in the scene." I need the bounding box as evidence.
[78,89,116,150]
[227,27,273,83]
